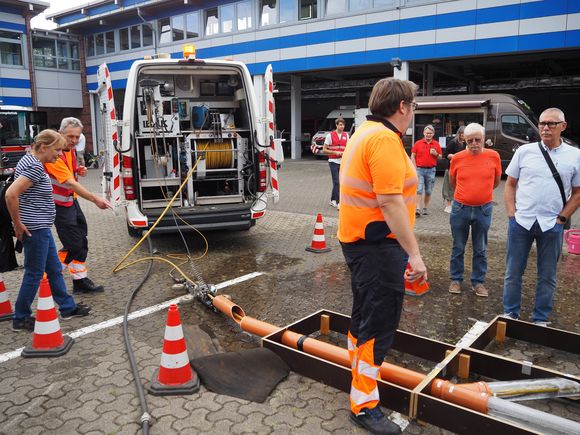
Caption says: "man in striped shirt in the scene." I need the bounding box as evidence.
[44,118,111,294]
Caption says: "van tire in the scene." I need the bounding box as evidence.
[127,224,143,238]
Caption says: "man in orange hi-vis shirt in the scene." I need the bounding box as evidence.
[44,118,111,294]
[338,78,427,434]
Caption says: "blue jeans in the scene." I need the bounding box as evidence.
[14,228,76,320]
[329,162,340,203]
[416,167,436,195]
[449,201,493,285]
[503,219,563,322]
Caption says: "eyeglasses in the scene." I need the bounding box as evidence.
[466,137,483,144]
[538,121,564,129]
[406,101,418,111]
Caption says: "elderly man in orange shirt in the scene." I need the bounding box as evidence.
[448,123,501,297]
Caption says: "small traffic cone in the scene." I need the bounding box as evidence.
[404,263,430,297]
[0,274,14,321]
[306,213,331,253]
[147,304,200,396]
[22,278,74,358]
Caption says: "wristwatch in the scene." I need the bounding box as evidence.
[557,215,567,224]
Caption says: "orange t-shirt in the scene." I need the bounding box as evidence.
[44,150,77,199]
[450,148,501,206]
[338,120,418,243]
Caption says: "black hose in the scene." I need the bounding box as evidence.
[122,236,154,434]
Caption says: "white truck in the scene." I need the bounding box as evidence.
[98,51,278,236]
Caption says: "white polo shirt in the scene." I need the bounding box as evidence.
[506,141,580,231]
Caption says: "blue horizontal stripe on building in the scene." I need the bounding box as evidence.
[0,20,25,32]
[0,96,32,107]
[0,78,30,89]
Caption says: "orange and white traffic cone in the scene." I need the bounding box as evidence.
[0,274,14,321]
[147,304,199,396]
[306,213,331,253]
[404,263,430,297]
[22,278,74,358]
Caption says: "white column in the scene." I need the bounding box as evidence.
[393,61,409,81]
[290,75,302,159]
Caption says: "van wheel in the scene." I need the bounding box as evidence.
[127,224,143,238]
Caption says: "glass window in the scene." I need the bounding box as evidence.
[237,1,253,31]
[105,31,115,53]
[373,0,397,8]
[280,0,298,23]
[32,37,56,68]
[57,40,69,69]
[172,15,185,41]
[158,18,171,44]
[70,42,80,70]
[119,28,129,50]
[185,12,200,39]
[221,4,234,33]
[205,8,219,36]
[261,0,277,26]
[350,0,370,11]
[95,33,105,56]
[502,115,534,142]
[142,25,153,47]
[130,25,142,49]
[86,35,95,57]
[0,31,23,66]
[326,0,346,15]
[300,0,317,20]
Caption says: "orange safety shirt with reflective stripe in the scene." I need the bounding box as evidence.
[44,149,78,207]
[338,120,417,243]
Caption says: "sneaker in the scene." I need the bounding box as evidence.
[61,303,92,320]
[415,209,421,217]
[533,321,551,327]
[448,281,461,294]
[329,200,337,208]
[12,316,35,332]
[73,278,104,293]
[422,208,429,215]
[472,283,489,297]
[501,312,519,320]
[444,205,452,213]
[336,203,340,210]
[350,407,402,435]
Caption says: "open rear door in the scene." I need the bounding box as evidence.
[264,64,279,204]
[96,63,121,212]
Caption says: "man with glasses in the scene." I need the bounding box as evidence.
[503,108,580,326]
[448,123,501,297]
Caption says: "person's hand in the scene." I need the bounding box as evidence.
[93,196,112,210]
[13,222,31,241]
[77,166,87,177]
[429,148,437,156]
[447,153,454,160]
[405,254,427,283]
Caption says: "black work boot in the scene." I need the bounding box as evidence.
[73,278,104,293]
[350,407,402,435]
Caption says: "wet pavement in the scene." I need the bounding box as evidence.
[0,158,578,434]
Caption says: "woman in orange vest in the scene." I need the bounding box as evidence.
[322,117,348,209]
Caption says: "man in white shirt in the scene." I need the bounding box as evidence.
[75,132,86,167]
[503,108,580,326]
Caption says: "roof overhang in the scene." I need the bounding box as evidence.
[2,0,49,15]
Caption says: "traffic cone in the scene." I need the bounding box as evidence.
[0,274,14,321]
[147,304,200,396]
[404,263,430,297]
[306,213,331,253]
[22,278,74,358]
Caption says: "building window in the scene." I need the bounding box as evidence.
[142,25,153,47]
[261,0,277,26]
[0,31,23,66]
[326,0,347,15]
[221,4,235,33]
[158,18,171,44]
[350,0,371,11]
[373,0,397,8]
[33,36,80,70]
[300,0,317,20]
[86,35,95,57]
[237,1,253,31]
[131,25,142,49]
[205,8,219,36]
[185,12,200,39]
[280,0,298,23]
[119,28,130,50]
[95,33,105,56]
[105,31,115,53]
[172,15,185,41]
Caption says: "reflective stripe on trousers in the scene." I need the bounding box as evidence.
[350,336,380,413]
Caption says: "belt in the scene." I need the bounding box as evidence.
[341,237,399,247]
[417,166,435,169]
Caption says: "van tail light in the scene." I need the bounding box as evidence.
[258,151,267,192]
[122,155,136,200]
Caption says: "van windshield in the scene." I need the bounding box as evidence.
[318,117,354,133]
[516,99,539,126]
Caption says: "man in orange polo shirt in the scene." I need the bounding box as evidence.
[448,123,501,297]
[45,118,111,293]
[339,78,427,434]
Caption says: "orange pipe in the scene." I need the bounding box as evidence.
[211,295,489,413]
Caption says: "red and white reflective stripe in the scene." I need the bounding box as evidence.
[160,350,190,369]
[97,63,121,209]
[69,261,88,280]
[35,318,61,335]
[37,295,55,311]
[264,64,279,203]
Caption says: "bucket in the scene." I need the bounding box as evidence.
[564,229,580,255]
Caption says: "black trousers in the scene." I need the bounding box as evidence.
[54,200,89,264]
[341,238,407,366]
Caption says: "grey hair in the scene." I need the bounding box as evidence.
[464,122,485,138]
[59,117,83,132]
[423,125,435,133]
[540,108,565,121]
